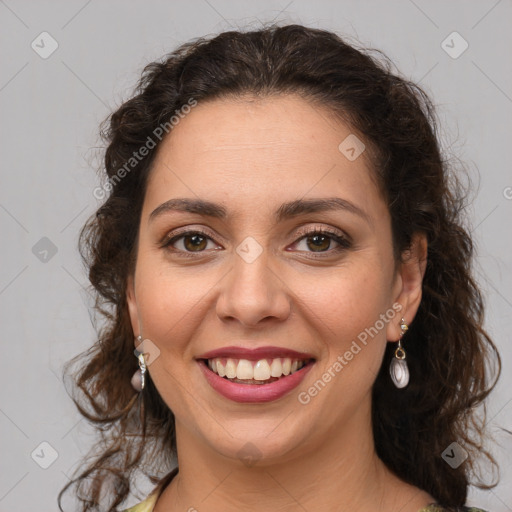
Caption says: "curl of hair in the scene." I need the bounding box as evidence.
[59,23,501,511]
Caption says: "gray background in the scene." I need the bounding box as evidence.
[1,0,511,510]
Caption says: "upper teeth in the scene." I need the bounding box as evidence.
[207,357,308,380]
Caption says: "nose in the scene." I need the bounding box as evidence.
[216,249,291,328]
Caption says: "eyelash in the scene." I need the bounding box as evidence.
[160,226,351,259]
[289,227,351,257]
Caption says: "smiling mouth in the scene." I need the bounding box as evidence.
[199,357,316,385]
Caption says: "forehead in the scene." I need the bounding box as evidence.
[144,94,384,221]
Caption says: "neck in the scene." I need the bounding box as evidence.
[154,395,433,512]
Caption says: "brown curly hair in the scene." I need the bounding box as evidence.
[58,23,501,511]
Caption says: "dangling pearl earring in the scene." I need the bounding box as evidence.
[131,335,147,392]
[389,318,409,389]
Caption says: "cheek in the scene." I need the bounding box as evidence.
[133,268,212,410]
[295,267,392,388]
[134,261,217,353]
[300,266,390,335]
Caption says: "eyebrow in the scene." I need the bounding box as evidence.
[148,197,371,225]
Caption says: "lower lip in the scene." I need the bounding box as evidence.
[197,360,315,403]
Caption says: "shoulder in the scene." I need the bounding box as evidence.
[123,492,158,512]
[419,505,489,512]
[123,467,179,512]
[124,501,491,512]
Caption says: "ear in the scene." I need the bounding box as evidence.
[126,274,141,347]
[386,232,428,342]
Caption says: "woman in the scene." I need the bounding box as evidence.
[59,24,501,512]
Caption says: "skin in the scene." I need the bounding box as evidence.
[127,94,431,511]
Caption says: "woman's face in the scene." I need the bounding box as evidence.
[127,94,420,464]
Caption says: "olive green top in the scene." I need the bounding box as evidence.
[124,468,489,512]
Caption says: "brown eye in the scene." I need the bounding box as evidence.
[292,229,350,255]
[182,234,208,252]
[162,230,220,254]
[305,233,332,252]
